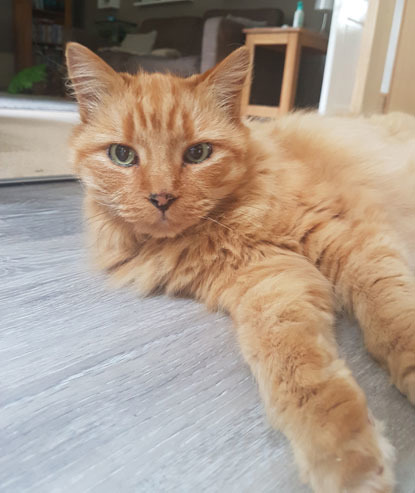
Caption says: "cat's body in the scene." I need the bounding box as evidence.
[87,112,415,299]
[66,43,415,493]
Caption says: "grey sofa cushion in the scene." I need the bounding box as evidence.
[204,8,284,27]
[200,8,285,72]
[100,16,203,76]
[139,16,203,56]
[226,14,268,28]
[100,50,200,77]
[200,17,246,73]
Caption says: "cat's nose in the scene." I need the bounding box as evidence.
[148,193,177,212]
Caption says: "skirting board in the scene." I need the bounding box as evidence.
[0,175,76,185]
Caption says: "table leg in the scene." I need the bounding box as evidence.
[280,34,301,113]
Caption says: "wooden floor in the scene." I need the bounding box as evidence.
[0,182,414,493]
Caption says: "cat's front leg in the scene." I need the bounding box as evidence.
[219,252,395,493]
[332,229,415,405]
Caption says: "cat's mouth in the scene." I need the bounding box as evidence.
[150,208,171,225]
[152,209,178,228]
[147,215,184,238]
[159,211,169,222]
[147,208,198,238]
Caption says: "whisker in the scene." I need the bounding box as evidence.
[200,215,234,232]
[84,210,110,224]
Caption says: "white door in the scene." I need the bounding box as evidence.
[320,0,414,116]
[319,0,369,115]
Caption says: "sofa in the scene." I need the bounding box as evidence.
[98,8,284,77]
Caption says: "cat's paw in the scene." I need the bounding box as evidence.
[303,413,395,493]
[341,418,395,493]
[388,350,415,405]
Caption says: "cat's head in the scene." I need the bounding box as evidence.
[66,43,251,238]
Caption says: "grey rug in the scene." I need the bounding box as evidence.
[0,182,414,493]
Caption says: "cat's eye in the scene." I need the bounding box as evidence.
[108,144,138,167]
[184,143,212,164]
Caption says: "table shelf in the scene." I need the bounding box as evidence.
[241,28,328,117]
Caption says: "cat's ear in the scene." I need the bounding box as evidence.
[198,47,251,121]
[66,42,120,122]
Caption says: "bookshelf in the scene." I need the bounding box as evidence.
[13,0,72,72]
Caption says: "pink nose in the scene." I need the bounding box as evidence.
[148,193,177,212]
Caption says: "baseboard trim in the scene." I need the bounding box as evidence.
[0,175,76,186]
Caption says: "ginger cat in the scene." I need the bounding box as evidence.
[66,42,415,493]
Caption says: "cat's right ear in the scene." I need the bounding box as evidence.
[66,42,120,122]
[197,47,251,122]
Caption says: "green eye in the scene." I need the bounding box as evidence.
[184,143,212,164]
[108,144,138,167]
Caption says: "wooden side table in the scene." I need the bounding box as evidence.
[241,28,328,117]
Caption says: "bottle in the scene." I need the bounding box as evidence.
[293,1,305,28]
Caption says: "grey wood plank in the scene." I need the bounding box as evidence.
[0,183,414,493]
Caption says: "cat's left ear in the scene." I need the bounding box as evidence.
[198,47,251,121]
[66,42,121,122]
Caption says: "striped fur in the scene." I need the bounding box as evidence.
[67,43,415,493]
